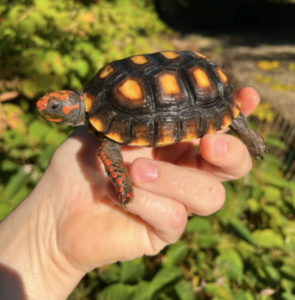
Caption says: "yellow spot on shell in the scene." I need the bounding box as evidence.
[159,74,180,95]
[181,131,198,142]
[89,116,104,132]
[193,68,211,89]
[222,115,232,128]
[234,96,242,109]
[84,92,94,112]
[194,52,206,59]
[156,128,175,146]
[129,138,150,146]
[118,79,143,101]
[130,55,148,65]
[161,51,179,59]
[215,68,228,84]
[206,124,217,134]
[104,131,124,143]
[156,137,175,146]
[99,64,114,79]
[232,106,240,118]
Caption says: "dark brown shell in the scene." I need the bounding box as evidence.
[83,51,240,146]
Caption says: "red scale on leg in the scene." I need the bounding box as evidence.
[98,138,134,208]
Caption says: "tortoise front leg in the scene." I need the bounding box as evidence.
[99,138,133,208]
[229,112,267,159]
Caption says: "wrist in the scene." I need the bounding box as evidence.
[0,173,85,300]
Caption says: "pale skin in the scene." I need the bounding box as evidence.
[0,88,260,300]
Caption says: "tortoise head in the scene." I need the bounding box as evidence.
[36,90,86,126]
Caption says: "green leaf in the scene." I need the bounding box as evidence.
[175,281,197,300]
[236,241,255,259]
[215,249,244,280]
[262,186,281,203]
[232,290,254,300]
[120,258,145,283]
[247,198,260,213]
[44,130,67,147]
[229,218,255,244]
[281,279,295,293]
[186,217,211,233]
[204,284,234,300]
[99,264,120,284]
[21,79,38,99]
[29,120,51,142]
[150,267,182,295]
[3,167,30,200]
[252,229,284,248]
[163,241,189,267]
[96,283,135,300]
[195,233,219,248]
[282,293,295,300]
[19,19,36,34]
[71,59,89,77]
[132,281,152,300]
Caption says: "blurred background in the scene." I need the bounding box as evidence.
[0,0,295,299]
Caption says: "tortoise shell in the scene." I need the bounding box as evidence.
[83,50,241,146]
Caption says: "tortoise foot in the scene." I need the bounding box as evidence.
[99,138,134,208]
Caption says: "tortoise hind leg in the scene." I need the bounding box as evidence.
[99,138,133,208]
[229,112,267,159]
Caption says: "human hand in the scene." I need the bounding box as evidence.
[37,87,259,269]
[0,87,260,300]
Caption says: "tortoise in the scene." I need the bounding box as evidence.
[36,50,266,207]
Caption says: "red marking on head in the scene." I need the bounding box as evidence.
[127,193,131,197]
[36,96,50,111]
[48,91,72,100]
[99,151,104,156]
[117,178,122,185]
[123,198,126,202]
[111,172,117,178]
[122,173,127,178]
[118,186,124,193]
[62,104,79,115]
[101,155,106,160]
[109,166,114,171]
[46,117,62,122]
[120,163,124,168]
[37,90,75,112]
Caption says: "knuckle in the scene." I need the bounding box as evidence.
[174,169,194,196]
[167,203,187,232]
[139,190,153,210]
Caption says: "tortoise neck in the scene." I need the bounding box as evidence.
[73,90,87,126]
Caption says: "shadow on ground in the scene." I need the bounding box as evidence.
[154,0,295,46]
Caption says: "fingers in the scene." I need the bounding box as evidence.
[235,87,260,117]
[129,158,225,216]
[106,182,187,247]
[198,133,252,180]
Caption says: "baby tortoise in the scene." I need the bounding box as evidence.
[36,51,267,207]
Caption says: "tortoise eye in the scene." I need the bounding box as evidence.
[49,102,61,110]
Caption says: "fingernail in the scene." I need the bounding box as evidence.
[214,136,228,157]
[136,159,159,182]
